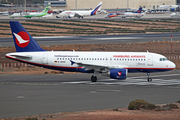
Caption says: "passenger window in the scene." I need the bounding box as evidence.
[57,58,59,60]
[160,58,162,61]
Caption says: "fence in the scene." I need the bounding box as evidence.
[0,63,30,68]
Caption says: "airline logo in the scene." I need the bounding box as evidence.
[13,31,30,48]
[134,7,142,13]
[118,72,122,76]
[91,4,102,15]
[136,10,141,13]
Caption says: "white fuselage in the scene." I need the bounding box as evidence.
[121,12,145,18]
[59,10,93,18]
[6,51,175,73]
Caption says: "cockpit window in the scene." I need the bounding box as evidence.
[160,58,168,61]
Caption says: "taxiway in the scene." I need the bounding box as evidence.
[0,70,180,118]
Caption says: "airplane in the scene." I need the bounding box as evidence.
[105,13,120,18]
[170,12,180,18]
[56,1,106,18]
[10,6,49,18]
[106,7,145,18]
[157,5,179,11]
[6,21,176,82]
[120,7,145,18]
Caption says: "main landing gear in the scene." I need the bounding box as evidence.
[147,72,152,82]
[91,71,98,82]
[91,75,97,82]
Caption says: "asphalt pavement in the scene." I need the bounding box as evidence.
[0,70,180,118]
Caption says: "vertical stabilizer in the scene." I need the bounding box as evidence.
[134,7,142,13]
[91,2,102,15]
[9,21,45,52]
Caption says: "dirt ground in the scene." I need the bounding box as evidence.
[2,104,180,120]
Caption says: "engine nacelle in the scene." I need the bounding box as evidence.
[110,69,127,80]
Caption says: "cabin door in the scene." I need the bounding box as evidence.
[147,54,153,66]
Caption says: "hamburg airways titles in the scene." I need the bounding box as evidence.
[54,55,79,57]
[113,55,145,58]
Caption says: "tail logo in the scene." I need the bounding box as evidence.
[118,72,122,76]
[13,31,30,48]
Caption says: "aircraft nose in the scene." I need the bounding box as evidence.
[170,61,176,69]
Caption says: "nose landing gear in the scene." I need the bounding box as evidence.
[147,72,152,82]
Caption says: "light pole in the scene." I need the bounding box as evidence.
[24,0,26,12]
[75,0,77,9]
[127,0,129,10]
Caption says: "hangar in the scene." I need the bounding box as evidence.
[45,0,176,10]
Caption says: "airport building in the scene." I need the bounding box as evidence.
[45,0,176,10]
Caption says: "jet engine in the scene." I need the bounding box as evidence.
[101,69,127,80]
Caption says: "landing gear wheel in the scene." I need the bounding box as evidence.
[147,78,152,82]
[91,75,97,82]
[147,72,152,82]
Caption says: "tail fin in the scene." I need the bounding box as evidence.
[42,6,49,13]
[9,21,45,52]
[134,7,142,13]
[91,1,102,16]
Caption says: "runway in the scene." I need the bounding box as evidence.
[1,70,180,118]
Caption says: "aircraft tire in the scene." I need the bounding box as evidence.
[91,75,97,82]
[147,78,152,82]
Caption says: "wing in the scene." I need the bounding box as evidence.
[74,13,83,17]
[70,60,128,72]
